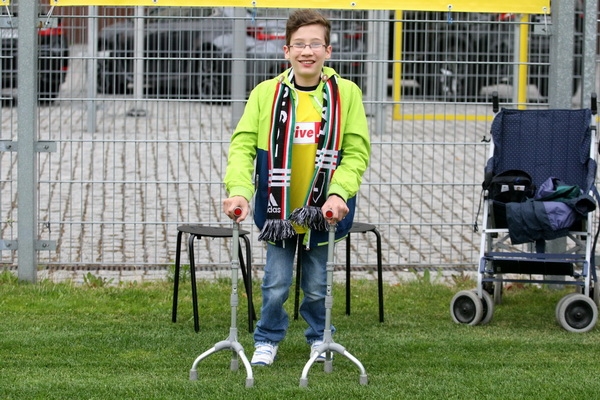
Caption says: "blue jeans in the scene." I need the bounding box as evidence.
[254,236,334,345]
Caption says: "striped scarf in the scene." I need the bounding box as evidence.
[258,71,342,242]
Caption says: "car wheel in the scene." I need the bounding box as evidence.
[97,59,113,94]
[424,34,477,101]
[196,44,226,100]
[97,58,128,95]
[38,77,61,105]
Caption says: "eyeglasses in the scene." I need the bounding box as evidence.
[288,43,328,50]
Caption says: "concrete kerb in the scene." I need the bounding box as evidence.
[2,265,476,287]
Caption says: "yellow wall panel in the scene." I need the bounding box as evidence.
[51,0,550,14]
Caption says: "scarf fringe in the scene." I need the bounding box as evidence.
[258,219,296,242]
[288,206,329,232]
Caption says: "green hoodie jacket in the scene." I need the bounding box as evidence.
[224,67,370,246]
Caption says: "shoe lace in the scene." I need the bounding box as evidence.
[255,345,273,355]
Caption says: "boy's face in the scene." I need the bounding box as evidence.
[284,24,332,87]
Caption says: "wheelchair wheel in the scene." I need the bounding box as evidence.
[555,292,580,323]
[557,294,598,333]
[479,289,495,325]
[450,290,483,326]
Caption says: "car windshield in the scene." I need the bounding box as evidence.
[0,0,55,16]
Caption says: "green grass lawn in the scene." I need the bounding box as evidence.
[1,270,599,399]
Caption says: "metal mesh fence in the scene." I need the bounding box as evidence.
[0,6,596,273]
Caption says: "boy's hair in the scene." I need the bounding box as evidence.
[285,9,331,46]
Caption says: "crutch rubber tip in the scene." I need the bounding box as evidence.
[189,370,198,381]
[359,374,368,385]
[245,378,254,388]
[299,377,308,387]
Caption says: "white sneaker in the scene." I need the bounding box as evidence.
[251,343,278,366]
[311,340,332,363]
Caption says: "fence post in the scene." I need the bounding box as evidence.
[547,0,576,288]
[16,0,40,282]
[87,6,98,133]
[127,6,146,117]
[547,0,575,109]
[580,0,598,107]
[230,8,247,127]
[370,10,388,134]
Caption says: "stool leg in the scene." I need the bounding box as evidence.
[245,236,256,324]
[373,228,384,323]
[243,236,256,322]
[346,233,351,316]
[172,230,183,323]
[239,235,255,333]
[188,234,200,333]
[293,236,304,321]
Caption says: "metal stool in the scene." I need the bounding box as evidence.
[294,222,384,323]
[172,225,256,333]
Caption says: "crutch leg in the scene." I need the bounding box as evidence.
[299,220,368,387]
[189,208,254,388]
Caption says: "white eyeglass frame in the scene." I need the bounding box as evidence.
[288,43,328,50]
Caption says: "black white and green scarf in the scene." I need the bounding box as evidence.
[258,70,342,242]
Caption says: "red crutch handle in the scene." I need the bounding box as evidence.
[234,207,242,216]
[325,209,334,219]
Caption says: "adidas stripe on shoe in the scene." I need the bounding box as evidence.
[251,343,278,366]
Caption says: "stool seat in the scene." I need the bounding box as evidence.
[349,222,376,234]
[172,224,255,333]
[178,224,250,237]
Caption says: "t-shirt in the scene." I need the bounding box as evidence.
[290,89,320,233]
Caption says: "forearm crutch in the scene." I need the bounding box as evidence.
[189,208,254,388]
[299,212,368,387]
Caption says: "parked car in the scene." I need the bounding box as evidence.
[395,11,582,102]
[0,3,69,104]
[96,7,367,99]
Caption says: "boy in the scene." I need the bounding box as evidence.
[223,9,370,366]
